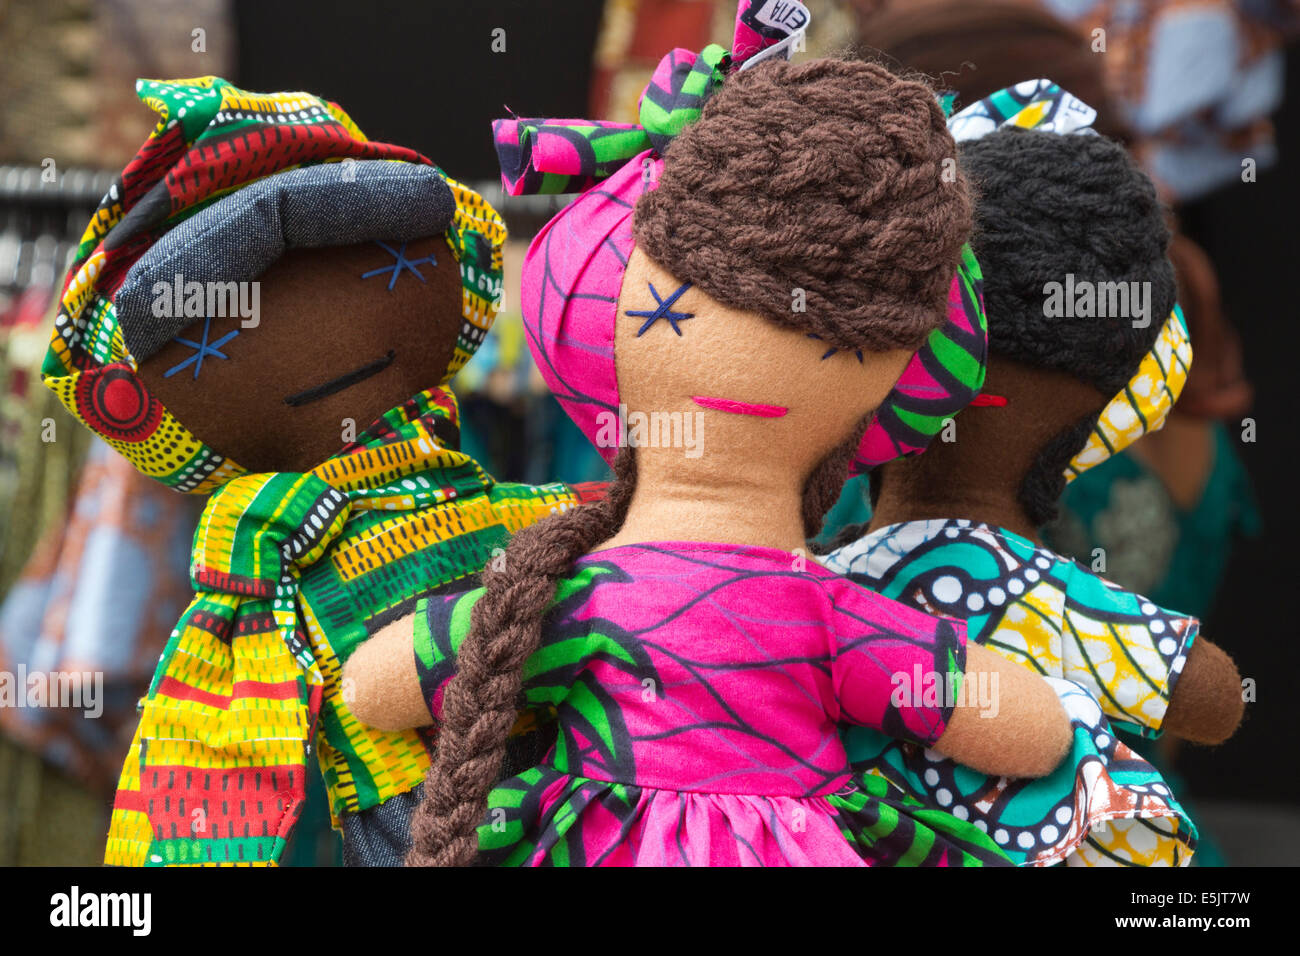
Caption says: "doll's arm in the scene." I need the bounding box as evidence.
[832,591,1071,779]
[347,580,585,732]
[344,614,429,731]
[1161,638,1244,744]
[932,644,1072,778]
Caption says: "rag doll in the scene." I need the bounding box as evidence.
[343,5,1092,867]
[41,76,601,866]
[820,81,1245,866]
[856,0,1259,620]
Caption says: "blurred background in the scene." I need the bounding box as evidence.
[0,0,1296,866]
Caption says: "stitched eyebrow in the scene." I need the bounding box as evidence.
[625,280,695,336]
[807,333,863,364]
[361,240,438,290]
[164,317,240,379]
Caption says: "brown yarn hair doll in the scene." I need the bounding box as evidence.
[345,19,1079,868]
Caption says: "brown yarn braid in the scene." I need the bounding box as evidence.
[801,415,873,540]
[406,449,637,867]
[634,56,972,353]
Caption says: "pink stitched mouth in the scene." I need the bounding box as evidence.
[691,396,788,418]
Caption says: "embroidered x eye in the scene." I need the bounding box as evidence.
[165,317,239,379]
[807,333,864,364]
[625,281,695,336]
[361,240,438,291]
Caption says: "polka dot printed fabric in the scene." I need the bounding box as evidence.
[825,518,1197,735]
[848,678,1195,866]
[823,518,1201,866]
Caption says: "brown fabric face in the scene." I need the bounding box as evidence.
[137,236,462,473]
[871,354,1107,540]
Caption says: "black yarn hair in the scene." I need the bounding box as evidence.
[1018,415,1097,527]
[961,126,1177,526]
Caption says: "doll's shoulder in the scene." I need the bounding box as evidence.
[822,518,1038,591]
[816,566,965,649]
[1054,557,1200,638]
[485,480,606,529]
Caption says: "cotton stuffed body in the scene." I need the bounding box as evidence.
[342,4,1093,867]
[819,82,1244,866]
[41,77,600,866]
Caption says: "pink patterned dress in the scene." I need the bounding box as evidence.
[413,541,1013,866]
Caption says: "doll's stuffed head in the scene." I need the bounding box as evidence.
[407,46,978,866]
[43,77,505,486]
[963,125,1179,525]
[867,95,1188,533]
[616,55,973,535]
[859,2,1251,424]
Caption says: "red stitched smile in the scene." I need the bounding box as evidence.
[691,396,788,418]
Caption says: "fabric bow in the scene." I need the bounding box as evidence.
[502,0,991,477]
[947,78,1099,142]
[494,0,809,196]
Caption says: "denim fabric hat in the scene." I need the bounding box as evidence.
[42,76,506,493]
[115,161,456,362]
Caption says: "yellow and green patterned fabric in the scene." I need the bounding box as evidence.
[1066,306,1193,482]
[105,387,601,866]
[35,75,588,866]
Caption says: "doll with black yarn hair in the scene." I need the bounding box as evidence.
[342,27,1090,866]
[821,84,1245,866]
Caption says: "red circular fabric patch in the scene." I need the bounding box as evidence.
[101,376,142,421]
[74,364,163,442]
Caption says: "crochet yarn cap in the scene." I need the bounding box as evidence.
[42,76,506,494]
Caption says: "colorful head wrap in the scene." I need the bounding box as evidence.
[41,76,506,494]
[947,79,1193,482]
[494,1,988,475]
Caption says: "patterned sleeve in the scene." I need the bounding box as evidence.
[413,569,604,722]
[824,577,967,748]
[1056,565,1199,737]
[413,587,482,723]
